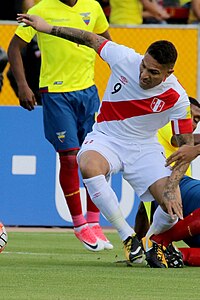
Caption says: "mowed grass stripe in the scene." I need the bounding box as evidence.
[0,231,199,300]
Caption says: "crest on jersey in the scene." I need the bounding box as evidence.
[150,98,165,112]
[80,13,91,25]
[56,131,66,143]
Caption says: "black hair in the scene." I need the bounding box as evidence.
[189,96,200,108]
[146,40,177,66]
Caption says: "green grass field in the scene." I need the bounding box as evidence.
[1,229,200,300]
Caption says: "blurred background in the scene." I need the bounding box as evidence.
[0,0,200,228]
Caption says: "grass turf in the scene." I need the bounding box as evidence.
[1,230,200,300]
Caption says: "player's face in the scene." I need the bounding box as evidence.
[139,53,173,90]
[191,104,200,131]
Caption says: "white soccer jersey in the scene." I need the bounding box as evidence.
[94,41,192,143]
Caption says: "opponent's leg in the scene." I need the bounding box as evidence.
[59,153,104,251]
[179,248,200,266]
[151,208,200,247]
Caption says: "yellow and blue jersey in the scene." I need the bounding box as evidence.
[15,0,109,92]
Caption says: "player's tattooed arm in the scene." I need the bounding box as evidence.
[174,133,194,148]
[51,26,106,52]
[167,133,194,169]
[163,133,194,219]
[167,133,198,169]
[16,14,107,53]
[167,144,200,166]
[169,132,193,170]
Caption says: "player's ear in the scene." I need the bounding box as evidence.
[167,68,174,76]
[163,69,174,81]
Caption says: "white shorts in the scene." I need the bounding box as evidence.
[77,131,171,202]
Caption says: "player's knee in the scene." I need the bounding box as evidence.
[79,157,99,178]
[79,151,109,179]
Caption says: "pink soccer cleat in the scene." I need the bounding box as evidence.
[91,224,113,250]
[74,225,104,252]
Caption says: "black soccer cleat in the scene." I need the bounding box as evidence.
[142,237,168,268]
[164,243,184,268]
[123,234,143,263]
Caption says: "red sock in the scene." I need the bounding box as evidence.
[85,189,100,224]
[59,155,86,227]
[152,208,200,247]
[179,248,200,266]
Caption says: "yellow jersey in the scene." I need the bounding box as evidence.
[109,0,143,25]
[16,0,109,92]
[157,122,191,176]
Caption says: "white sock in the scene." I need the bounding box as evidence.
[146,205,178,238]
[83,175,134,241]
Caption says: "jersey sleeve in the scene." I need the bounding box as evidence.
[15,6,39,42]
[15,24,37,43]
[93,1,109,34]
[170,94,193,135]
[99,41,141,68]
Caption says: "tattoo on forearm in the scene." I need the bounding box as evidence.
[163,135,193,203]
[175,133,194,147]
[51,26,87,44]
[50,26,105,51]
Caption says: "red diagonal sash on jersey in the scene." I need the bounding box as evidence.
[97,88,180,122]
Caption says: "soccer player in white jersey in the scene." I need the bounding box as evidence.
[17,13,194,268]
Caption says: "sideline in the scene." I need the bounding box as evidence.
[5,226,115,233]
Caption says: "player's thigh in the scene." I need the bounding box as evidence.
[78,132,122,178]
[123,142,171,202]
[77,86,100,144]
[42,93,79,151]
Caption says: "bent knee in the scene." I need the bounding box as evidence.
[79,150,110,178]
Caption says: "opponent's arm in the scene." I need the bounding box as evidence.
[17,14,107,52]
[168,133,194,172]
[162,133,194,219]
[171,133,200,147]
[166,144,200,167]
[8,35,36,111]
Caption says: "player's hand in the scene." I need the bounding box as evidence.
[160,183,183,220]
[162,194,183,220]
[17,14,52,34]
[18,85,37,111]
[166,145,198,169]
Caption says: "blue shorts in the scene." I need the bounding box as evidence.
[180,176,200,247]
[41,85,100,152]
